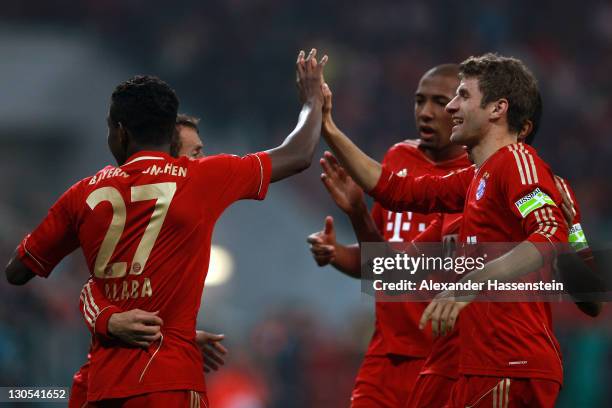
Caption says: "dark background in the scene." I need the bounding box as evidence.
[0,1,610,406]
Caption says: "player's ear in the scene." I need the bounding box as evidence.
[489,99,508,121]
[518,120,533,142]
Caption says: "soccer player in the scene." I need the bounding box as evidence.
[404,95,601,408]
[307,64,472,407]
[319,53,568,407]
[69,114,226,408]
[171,114,205,159]
[5,48,327,406]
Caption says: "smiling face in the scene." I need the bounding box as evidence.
[414,73,459,152]
[445,77,491,148]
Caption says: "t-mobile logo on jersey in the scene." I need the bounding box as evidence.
[386,212,426,242]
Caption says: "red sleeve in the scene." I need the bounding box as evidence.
[80,279,122,339]
[196,152,272,206]
[502,147,568,256]
[16,183,81,278]
[369,165,473,214]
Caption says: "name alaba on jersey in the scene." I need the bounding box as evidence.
[17,150,272,401]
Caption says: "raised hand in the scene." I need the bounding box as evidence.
[296,48,328,105]
[322,82,333,117]
[195,330,228,373]
[320,151,366,215]
[555,176,576,226]
[107,309,163,348]
[266,48,329,182]
[307,216,337,266]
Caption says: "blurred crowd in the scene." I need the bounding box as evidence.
[4,0,612,238]
[0,0,611,407]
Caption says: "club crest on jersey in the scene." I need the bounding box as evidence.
[396,168,408,178]
[476,178,486,200]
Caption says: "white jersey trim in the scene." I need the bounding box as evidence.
[139,333,164,383]
[80,292,95,327]
[508,144,539,185]
[123,156,166,166]
[22,237,46,273]
[253,154,264,196]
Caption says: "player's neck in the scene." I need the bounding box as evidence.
[125,144,172,159]
[421,143,465,163]
[470,129,517,167]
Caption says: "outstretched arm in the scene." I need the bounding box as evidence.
[419,240,545,337]
[320,84,382,192]
[5,185,80,285]
[266,49,328,182]
[421,163,571,337]
[320,83,469,213]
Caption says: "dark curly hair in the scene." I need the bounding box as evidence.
[459,53,539,134]
[109,75,179,145]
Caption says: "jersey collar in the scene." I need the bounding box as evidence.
[122,150,173,166]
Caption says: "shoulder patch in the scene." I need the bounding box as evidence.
[514,187,556,218]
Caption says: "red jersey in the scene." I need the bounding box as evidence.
[413,174,591,381]
[371,142,568,384]
[367,140,471,357]
[17,150,271,400]
[412,213,462,380]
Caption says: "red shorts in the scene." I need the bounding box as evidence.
[406,373,456,408]
[448,375,560,408]
[350,354,424,408]
[88,390,208,408]
[69,363,89,408]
